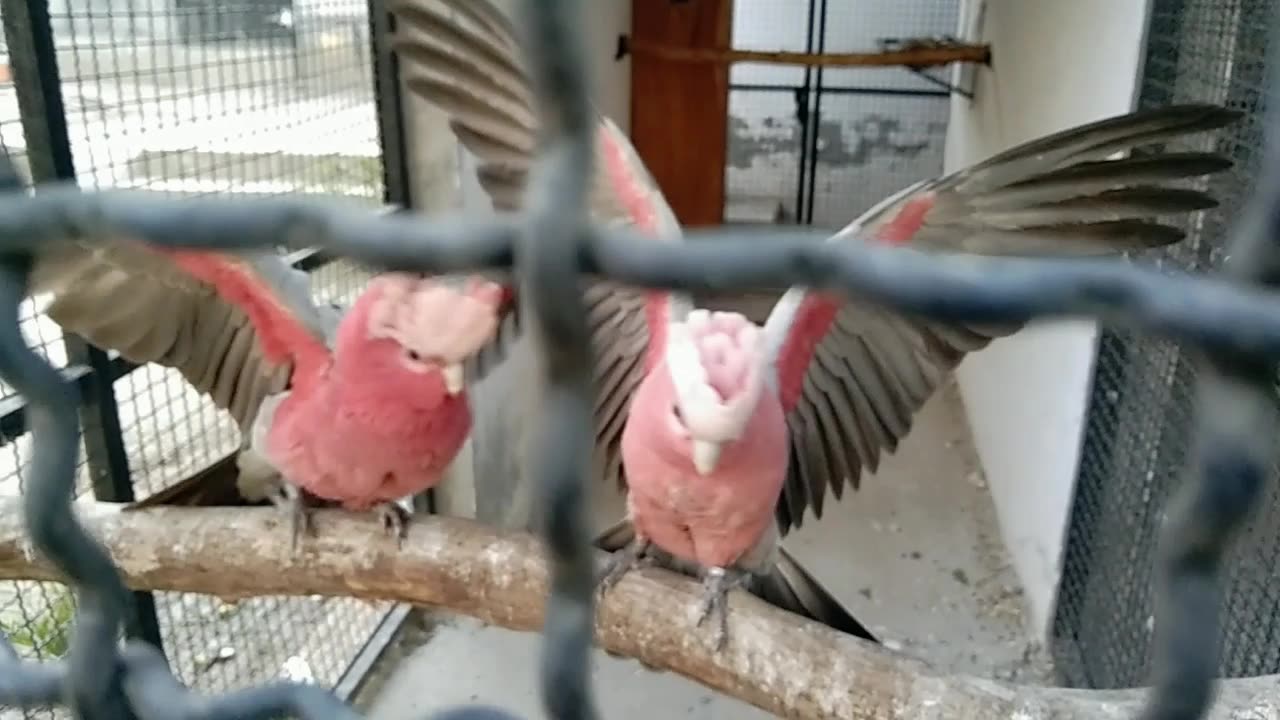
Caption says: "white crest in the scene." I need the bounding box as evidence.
[664,309,767,443]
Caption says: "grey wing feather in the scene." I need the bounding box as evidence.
[754,103,1242,535]
[29,241,334,437]
[867,103,1243,254]
[390,0,680,494]
[387,0,539,211]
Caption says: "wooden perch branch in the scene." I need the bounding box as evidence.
[621,39,992,69]
[0,499,1274,719]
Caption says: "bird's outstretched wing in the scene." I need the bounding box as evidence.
[719,103,1240,535]
[32,241,336,440]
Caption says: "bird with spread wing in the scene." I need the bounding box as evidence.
[30,237,505,550]
[389,0,1240,650]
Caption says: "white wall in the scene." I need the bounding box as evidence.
[945,0,1152,638]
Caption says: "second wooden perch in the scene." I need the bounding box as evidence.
[0,499,1274,719]
[617,37,992,68]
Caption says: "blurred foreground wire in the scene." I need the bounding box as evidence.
[0,1,1275,719]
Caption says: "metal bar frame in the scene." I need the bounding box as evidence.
[738,1,953,228]
[791,0,819,224]
[802,0,830,225]
[368,0,411,211]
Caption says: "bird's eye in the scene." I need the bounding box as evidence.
[672,406,684,423]
[405,349,422,362]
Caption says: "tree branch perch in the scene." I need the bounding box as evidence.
[0,499,1274,719]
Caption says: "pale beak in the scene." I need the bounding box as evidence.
[442,363,465,395]
[692,440,722,476]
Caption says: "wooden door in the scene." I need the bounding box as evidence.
[630,0,733,227]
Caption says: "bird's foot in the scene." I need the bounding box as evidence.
[268,483,316,555]
[374,502,413,548]
[693,566,750,652]
[595,537,652,600]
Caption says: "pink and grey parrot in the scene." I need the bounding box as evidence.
[592,101,1239,649]
[389,0,1240,649]
[27,242,505,548]
[389,0,877,642]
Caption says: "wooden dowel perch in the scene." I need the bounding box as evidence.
[620,39,992,69]
[0,499,1274,719]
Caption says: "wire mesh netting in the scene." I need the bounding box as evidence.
[723,0,959,228]
[0,1,396,717]
[1051,0,1279,689]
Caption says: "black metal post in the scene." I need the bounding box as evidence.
[367,0,411,210]
[791,0,819,224]
[0,0,166,656]
[802,0,829,225]
[367,0,430,520]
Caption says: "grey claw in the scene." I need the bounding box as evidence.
[693,566,747,652]
[269,483,315,555]
[376,503,412,548]
[596,538,651,599]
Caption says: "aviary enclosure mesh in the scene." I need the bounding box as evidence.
[722,0,960,229]
[1051,0,1280,689]
[0,0,395,716]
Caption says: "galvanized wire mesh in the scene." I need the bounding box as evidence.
[0,0,394,717]
[724,0,960,227]
[1051,0,1280,690]
[0,0,1276,718]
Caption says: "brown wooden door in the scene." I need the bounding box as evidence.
[630,0,733,227]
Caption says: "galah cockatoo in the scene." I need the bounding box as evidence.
[28,241,504,548]
[389,0,1239,649]
[388,0,876,642]
[592,102,1240,648]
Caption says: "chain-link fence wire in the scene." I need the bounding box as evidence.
[0,0,1274,718]
[1051,0,1280,691]
[0,5,123,720]
[0,0,395,717]
[724,0,959,227]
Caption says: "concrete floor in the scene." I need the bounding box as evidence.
[360,379,1053,718]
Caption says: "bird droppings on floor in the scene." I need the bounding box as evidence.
[361,379,1056,718]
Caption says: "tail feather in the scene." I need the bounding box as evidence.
[124,453,249,509]
[593,517,639,555]
[754,545,879,643]
[123,451,339,511]
[592,519,878,643]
